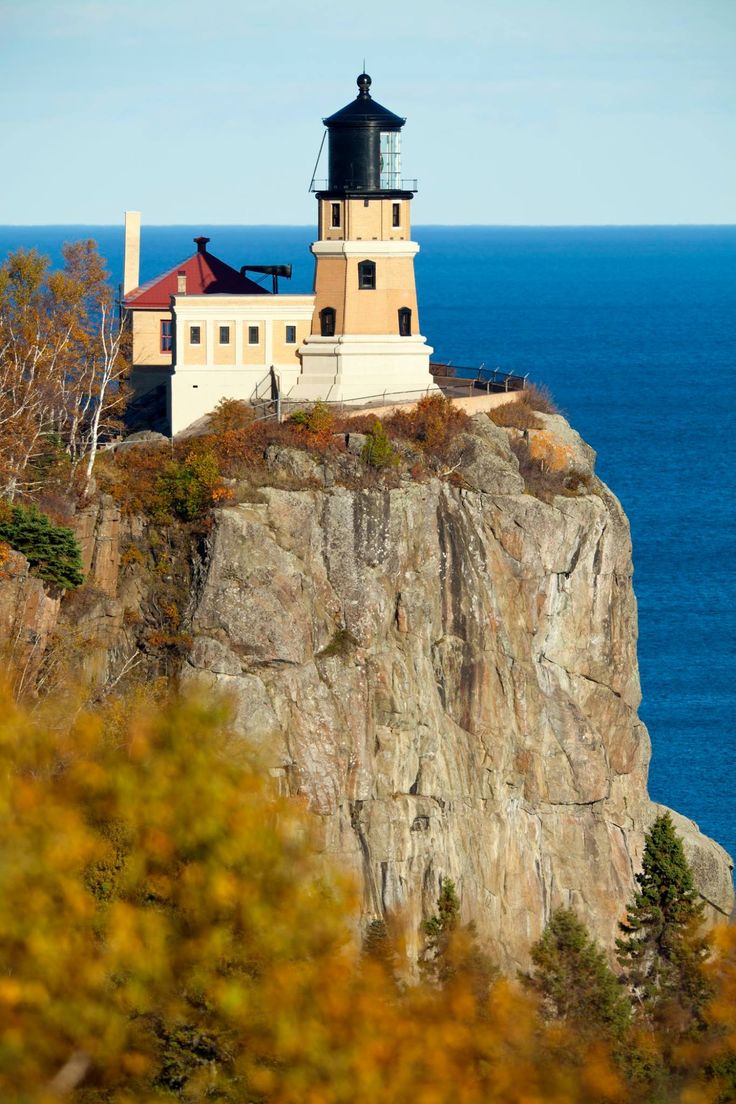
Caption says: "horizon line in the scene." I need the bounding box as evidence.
[1,222,735,230]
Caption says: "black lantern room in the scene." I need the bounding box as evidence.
[318,74,415,197]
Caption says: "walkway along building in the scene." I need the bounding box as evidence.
[124,75,436,435]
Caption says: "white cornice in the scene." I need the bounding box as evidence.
[172,294,314,319]
[310,240,420,258]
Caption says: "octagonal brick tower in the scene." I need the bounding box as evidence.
[293,73,436,402]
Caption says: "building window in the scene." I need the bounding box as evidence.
[189,325,201,345]
[160,319,173,352]
[398,307,412,336]
[358,260,376,290]
[320,307,336,338]
[285,325,297,344]
[392,202,401,228]
[219,325,230,345]
[331,202,341,228]
[248,325,259,345]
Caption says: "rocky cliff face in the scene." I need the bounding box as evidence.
[7,412,731,969]
[177,412,734,969]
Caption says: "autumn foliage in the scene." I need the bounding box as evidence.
[0,242,129,502]
[0,685,733,1103]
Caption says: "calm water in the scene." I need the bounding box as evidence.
[2,224,735,864]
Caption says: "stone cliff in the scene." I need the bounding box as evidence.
[179,412,733,968]
[4,410,731,969]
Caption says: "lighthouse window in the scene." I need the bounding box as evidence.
[331,202,341,228]
[160,319,173,352]
[320,307,336,337]
[219,326,231,345]
[358,260,376,290]
[392,203,401,227]
[398,307,412,336]
[379,131,401,189]
[248,326,260,345]
[285,325,297,344]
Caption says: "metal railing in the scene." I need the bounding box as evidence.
[250,383,444,424]
[248,367,528,425]
[309,179,419,193]
[430,362,528,393]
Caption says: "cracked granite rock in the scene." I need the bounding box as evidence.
[179,414,734,969]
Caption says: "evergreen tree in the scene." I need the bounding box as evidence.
[420,878,496,999]
[617,812,710,1033]
[361,420,398,469]
[362,918,400,985]
[421,876,460,981]
[528,908,631,1045]
[0,503,84,590]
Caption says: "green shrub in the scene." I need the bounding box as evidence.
[0,503,84,590]
[361,420,398,469]
[155,450,223,521]
[289,401,334,439]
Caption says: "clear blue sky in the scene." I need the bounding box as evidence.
[1,0,734,225]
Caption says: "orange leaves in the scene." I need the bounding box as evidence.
[386,393,468,458]
[208,396,256,435]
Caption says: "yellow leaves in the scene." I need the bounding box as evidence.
[2,682,735,1103]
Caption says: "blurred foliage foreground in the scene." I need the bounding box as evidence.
[0,687,734,1104]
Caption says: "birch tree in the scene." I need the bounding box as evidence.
[0,241,130,501]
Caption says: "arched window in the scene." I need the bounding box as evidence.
[358,260,376,290]
[320,307,336,337]
[398,307,412,337]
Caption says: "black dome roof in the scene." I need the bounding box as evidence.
[323,73,405,129]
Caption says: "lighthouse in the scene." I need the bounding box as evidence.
[293,73,436,402]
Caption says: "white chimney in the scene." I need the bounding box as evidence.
[177,270,187,294]
[123,210,141,295]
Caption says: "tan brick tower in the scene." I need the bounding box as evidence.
[293,74,435,401]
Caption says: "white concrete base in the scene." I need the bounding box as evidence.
[169,363,302,435]
[290,334,438,403]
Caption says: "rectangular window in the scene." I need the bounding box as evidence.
[320,308,336,337]
[331,202,341,228]
[358,260,376,290]
[160,319,173,352]
[219,325,230,345]
[285,325,296,344]
[379,131,401,189]
[392,202,401,228]
[248,325,260,345]
[189,325,201,345]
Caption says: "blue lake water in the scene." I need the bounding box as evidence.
[2,224,735,866]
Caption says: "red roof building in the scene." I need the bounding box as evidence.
[124,236,268,309]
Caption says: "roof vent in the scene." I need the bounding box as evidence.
[193,236,210,254]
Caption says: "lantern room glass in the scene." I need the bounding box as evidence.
[379,131,401,189]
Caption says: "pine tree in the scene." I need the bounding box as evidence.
[362,918,400,985]
[0,503,84,590]
[420,878,496,998]
[528,908,631,1045]
[617,812,710,1033]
